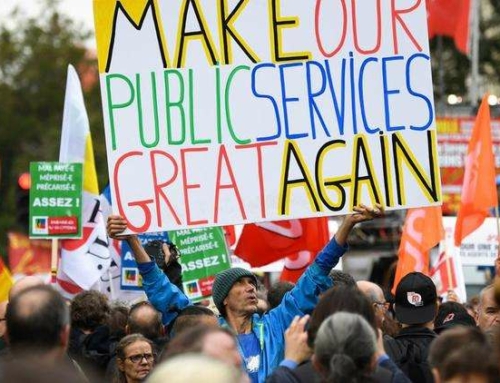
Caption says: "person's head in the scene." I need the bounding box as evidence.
[211,268,258,318]
[108,303,129,337]
[307,286,376,348]
[71,290,110,332]
[433,301,476,334]
[143,240,179,271]
[144,240,183,291]
[127,301,164,340]
[428,326,499,383]
[476,284,500,332]
[8,275,44,300]
[357,280,388,329]
[116,333,155,383]
[267,281,294,310]
[170,305,218,336]
[313,312,377,383]
[6,285,69,359]
[163,325,242,370]
[394,272,438,326]
[466,295,480,317]
[3,358,87,383]
[328,269,357,287]
[147,353,245,383]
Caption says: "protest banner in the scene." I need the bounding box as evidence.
[170,227,230,301]
[120,231,170,290]
[93,0,441,233]
[8,232,52,275]
[29,162,83,239]
[442,216,499,267]
[436,117,500,215]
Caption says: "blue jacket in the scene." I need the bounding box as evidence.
[137,238,347,382]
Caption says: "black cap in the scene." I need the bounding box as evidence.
[434,301,477,334]
[395,272,437,325]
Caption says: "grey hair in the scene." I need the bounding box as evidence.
[314,312,377,383]
[478,284,494,311]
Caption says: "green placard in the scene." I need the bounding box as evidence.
[169,227,231,302]
[29,162,83,239]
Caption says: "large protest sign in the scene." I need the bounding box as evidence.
[93,0,441,233]
[29,162,83,239]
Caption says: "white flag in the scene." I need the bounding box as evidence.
[56,64,111,292]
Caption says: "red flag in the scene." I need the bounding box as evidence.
[223,225,236,247]
[430,251,457,296]
[392,206,444,294]
[8,232,51,275]
[235,218,329,270]
[427,0,471,54]
[454,95,497,246]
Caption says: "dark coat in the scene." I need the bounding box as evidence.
[384,327,437,383]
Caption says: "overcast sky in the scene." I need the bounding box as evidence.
[1,0,96,47]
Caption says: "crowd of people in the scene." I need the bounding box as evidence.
[0,204,499,383]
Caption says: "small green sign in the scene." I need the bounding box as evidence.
[29,162,83,239]
[169,227,231,302]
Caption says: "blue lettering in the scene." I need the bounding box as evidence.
[279,62,308,139]
[252,63,282,141]
[306,60,331,139]
[358,57,380,134]
[382,56,405,132]
[406,53,433,131]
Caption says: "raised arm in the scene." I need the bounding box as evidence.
[266,204,384,334]
[107,215,191,324]
[107,215,150,263]
[334,204,384,246]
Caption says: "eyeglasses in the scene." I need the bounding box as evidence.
[125,353,156,364]
[374,301,390,310]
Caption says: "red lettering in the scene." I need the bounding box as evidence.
[391,0,423,54]
[181,147,209,225]
[236,141,277,219]
[352,0,382,54]
[113,151,153,232]
[315,0,348,57]
[213,145,246,223]
[150,150,181,226]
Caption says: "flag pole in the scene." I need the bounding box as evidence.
[495,205,500,252]
[470,0,480,106]
[442,219,454,295]
[445,251,454,294]
[51,238,58,284]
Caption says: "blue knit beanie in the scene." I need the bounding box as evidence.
[211,267,257,315]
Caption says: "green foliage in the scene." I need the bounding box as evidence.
[0,1,107,255]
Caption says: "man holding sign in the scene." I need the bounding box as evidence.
[107,204,382,382]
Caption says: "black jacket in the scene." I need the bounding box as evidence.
[384,327,437,383]
[265,358,410,383]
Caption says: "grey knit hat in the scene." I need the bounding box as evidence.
[211,267,257,314]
